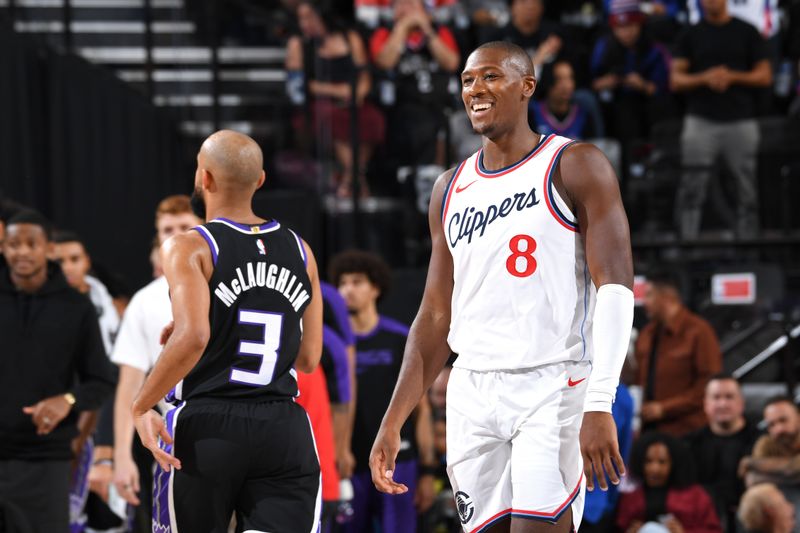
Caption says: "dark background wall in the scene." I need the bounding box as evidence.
[0,28,196,291]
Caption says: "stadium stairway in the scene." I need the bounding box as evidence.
[1,0,291,145]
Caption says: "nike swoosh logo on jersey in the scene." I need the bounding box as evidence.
[455,180,478,193]
[567,377,586,387]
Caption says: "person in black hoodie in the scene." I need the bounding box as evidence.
[0,210,115,533]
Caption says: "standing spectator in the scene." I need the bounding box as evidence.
[110,195,199,532]
[635,271,722,436]
[52,230,123,533]
[738,483,796,533]
[285,2,385,198]
[591,0,672,143]
[530,58,603,139]
[616,432,722,533]
[740,397,800,492]
[685,374,760,533]
[52,231,120,354]
[321,280,357,481]
[0,210,115,532]
[370,0,460,178]
[670,0,772,239]
[487,0,562,77]
[296,366,341,530]
[330,250,436,533]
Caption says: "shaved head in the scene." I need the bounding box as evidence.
[198,130,263,189]
[471,41,534,78]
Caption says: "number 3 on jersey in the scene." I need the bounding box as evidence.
[506,234,538,278]
[230,309,283,386]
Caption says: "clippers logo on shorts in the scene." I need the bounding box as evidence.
[455,491,475,524]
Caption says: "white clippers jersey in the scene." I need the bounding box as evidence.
[442,134,596,371]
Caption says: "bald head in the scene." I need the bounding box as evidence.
[198,130,264,190]
[471,41,534,78]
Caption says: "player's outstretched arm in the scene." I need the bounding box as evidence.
[296,240,323,373]
[560,143,634,492]
[131,232,213,471]
[369,168,455,495]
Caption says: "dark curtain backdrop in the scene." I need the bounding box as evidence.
[0,26,195,291]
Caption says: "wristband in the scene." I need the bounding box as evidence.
[93,459,113,467]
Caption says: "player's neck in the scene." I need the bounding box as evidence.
[206,202,263,225]
[350,307,380,335]
[481,127,541,171]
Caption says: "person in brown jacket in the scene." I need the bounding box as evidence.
[636,271,722,436]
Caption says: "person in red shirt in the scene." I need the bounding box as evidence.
[296,366,341,528]
[617,432,722,533]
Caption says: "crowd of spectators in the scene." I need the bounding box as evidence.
[272,0,800,237]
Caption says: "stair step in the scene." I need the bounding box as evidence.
[178,120,283,138]
[14,20,194,32]
[0,0,183,8]
[116,68,286,83]
[79,46,285,64]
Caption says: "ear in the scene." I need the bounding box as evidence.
[46,241,56,258]
[201,168,216,192]
[522,75,537,100]
[256,170,266,190]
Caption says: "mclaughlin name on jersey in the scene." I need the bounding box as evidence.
[213,260,310,312]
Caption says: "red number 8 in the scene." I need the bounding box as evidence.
[506,234,537,278]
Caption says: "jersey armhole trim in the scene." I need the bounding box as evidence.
[440,160,466,224]
[288,229,308,267]
[543,141,580,233]
[192,226,219,265]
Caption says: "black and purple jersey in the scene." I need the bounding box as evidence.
[171,217,311,402]
[352,316,417,472]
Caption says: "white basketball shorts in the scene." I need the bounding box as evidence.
[445,360,589,532]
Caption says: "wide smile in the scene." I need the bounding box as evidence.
[470,102,494,117]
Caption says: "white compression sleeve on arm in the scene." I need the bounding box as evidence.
[584,283,634,413]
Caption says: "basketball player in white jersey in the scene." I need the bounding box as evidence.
[370,41,635,533]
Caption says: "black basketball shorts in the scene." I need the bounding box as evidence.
[152,398,321,533]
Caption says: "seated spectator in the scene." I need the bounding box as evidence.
[590,0,672,143]
[529,58,602,139]
[741,397,800,490]
[670,0,772,239]
[286,2,385,198]
[738,483,796,533]
[685,374,760,533]
[370,0,460,181]
[616,432,722,533]
[635,270,722,436]
[486,0,562,77]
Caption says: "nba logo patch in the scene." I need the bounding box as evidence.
[256,239,267,255]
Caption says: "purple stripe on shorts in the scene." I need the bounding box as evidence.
[152,403,183,533]
[69,438,94,532]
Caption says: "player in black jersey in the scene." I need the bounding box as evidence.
[131,130,323,533]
